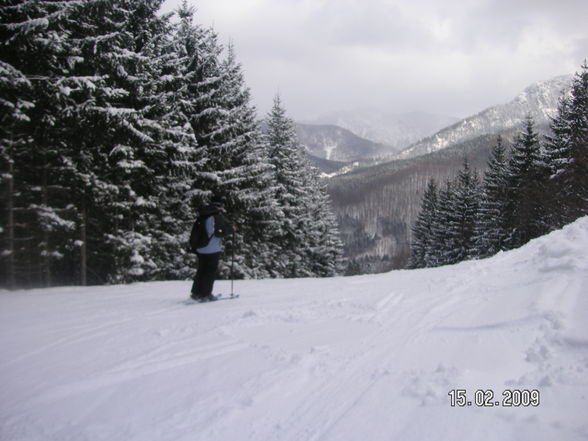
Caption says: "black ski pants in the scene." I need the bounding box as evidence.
[191,252,221,298]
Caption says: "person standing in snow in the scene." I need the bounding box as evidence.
[189,198,233,302]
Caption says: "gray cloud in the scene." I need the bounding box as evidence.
[161,0,588,119]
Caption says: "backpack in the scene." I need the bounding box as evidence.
[189,215,213,252]
[213,214,230,238]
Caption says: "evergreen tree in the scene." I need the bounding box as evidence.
[263,96,344,277]
[0,60,33,288]
[409,179,438,268]
[428,181,454,267]
[475,136,510,258]
[175,7,223,178]
[264,95,312,276]
[543,62,588,227]
[1,0,208,286]
[1,0,345,287]
[212,43,285,279]
[303,167,346,276]
[0,1,82,287]
[443,159,480,264]
[409,63,588,269]
[505,116,547,248]
[135,4,207,281]
[542,95,572,229]
[173,4,294,279]
[55,0,193,283]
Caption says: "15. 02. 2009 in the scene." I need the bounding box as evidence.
[448,389,540,407]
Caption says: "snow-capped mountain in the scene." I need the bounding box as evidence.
[398,75,573,159]
[326,73,574,274]
[306,109,459,150]
[295,123,395,162]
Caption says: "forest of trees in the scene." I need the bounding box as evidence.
[0,0,344,288]
[410,63,588,268]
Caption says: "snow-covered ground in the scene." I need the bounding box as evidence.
[2,218,588,441]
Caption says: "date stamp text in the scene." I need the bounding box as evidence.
[448,389,540,407]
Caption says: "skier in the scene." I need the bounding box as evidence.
[189,198,233,302]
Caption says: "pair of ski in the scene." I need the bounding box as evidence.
[185,293,240,305]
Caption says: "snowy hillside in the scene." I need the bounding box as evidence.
[2,218,588,441]
[398,75,572,159]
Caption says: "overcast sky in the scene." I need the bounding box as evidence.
[160,0,587,120]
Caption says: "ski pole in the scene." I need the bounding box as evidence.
[231,229,235,297]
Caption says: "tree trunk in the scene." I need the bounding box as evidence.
[6,154,15,289]
[80,194,87,286]
[42,157,51,287]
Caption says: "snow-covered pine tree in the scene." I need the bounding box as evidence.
[428,181,454,267]
[41,0,161,283]
[0,1,83,287]
[443,159,480,264]
[129,2,209,281]
[303,166,346,276]
[0,60,33,288]
[542,95,572,230]
[409,179,438,268]
[563,62,588,220]
[2,0,345,286]
[1,0,208,285]
[543,62,588,227]
[173,3,285,278]
[263,95,311,276]
[48,0,211,284]
[263,95,344,277]
[215,44,291,279]
[175,5,224,178]
[505,116,548,249]
[474,136,510,258]
[96,0,174,282]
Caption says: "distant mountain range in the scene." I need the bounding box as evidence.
[325,74,574,274]
[305,109,459,150]
[295,75,571,172]
[397,75,572,159]
[295,110,460,172]
[295,123,392,163]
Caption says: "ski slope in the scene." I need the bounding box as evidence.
[1,218,587,441]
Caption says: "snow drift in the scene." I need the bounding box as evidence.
[1,217,587,441]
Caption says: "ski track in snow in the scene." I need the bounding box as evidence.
[1,218,588,441]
